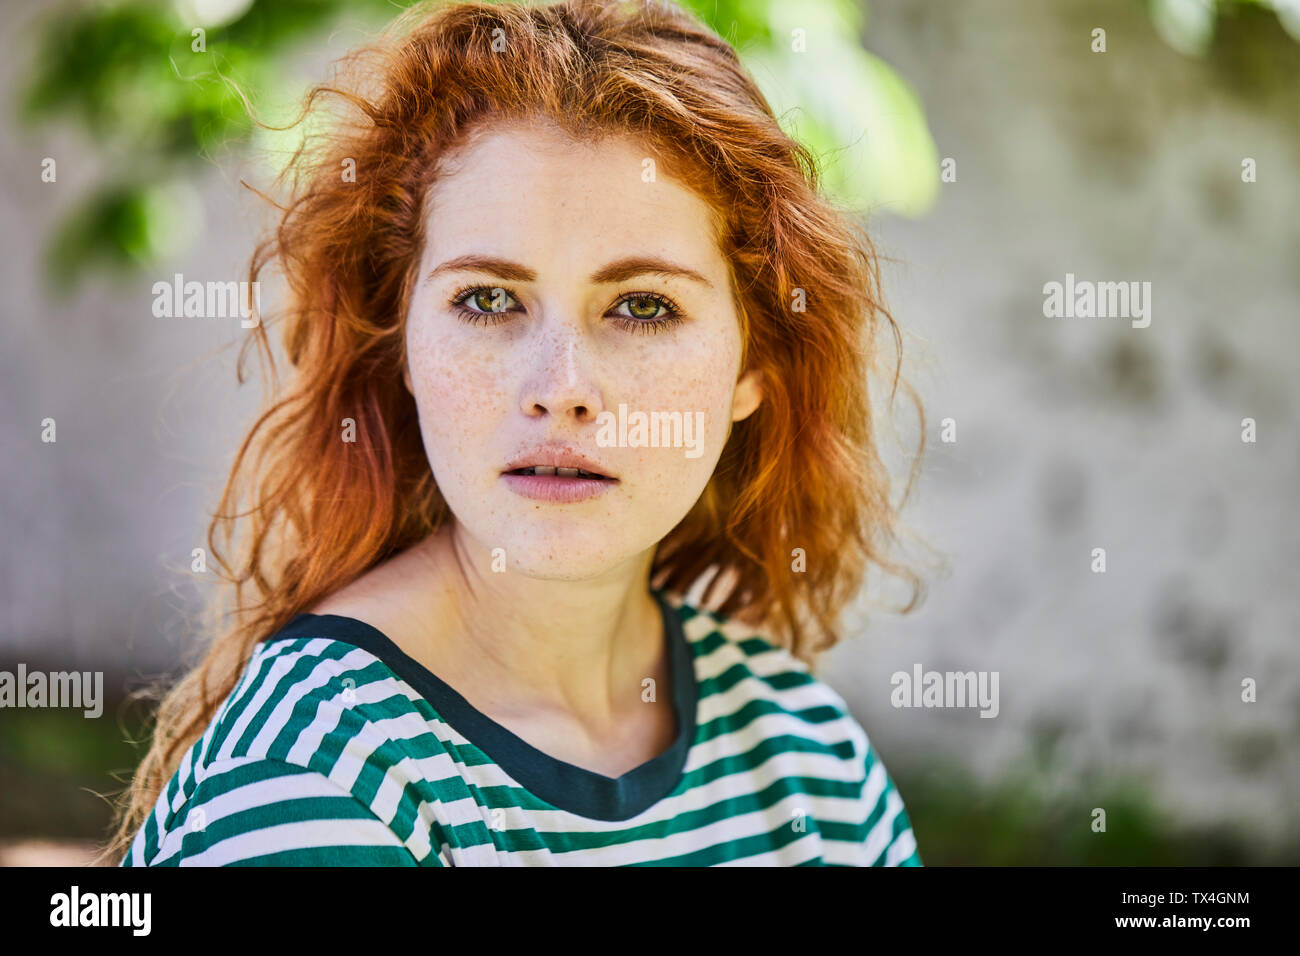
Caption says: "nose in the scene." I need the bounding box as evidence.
[518,322,606,422]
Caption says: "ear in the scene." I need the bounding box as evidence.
[731,367,763,422]
[403,361,413,396]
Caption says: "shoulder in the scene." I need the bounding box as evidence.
[662,588,922,866]
[210,621,430,764]
[122,619,453,867]
[664,588,862,746]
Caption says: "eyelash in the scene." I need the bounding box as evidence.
[448,284,685,335]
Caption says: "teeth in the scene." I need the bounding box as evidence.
[513,465,606,479]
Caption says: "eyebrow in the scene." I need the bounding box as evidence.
[425,255,714,289]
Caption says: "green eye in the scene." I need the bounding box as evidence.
[468,287,513,313]
[623,296,665,320]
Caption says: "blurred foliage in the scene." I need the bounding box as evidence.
[16,0,940,288]
[14,0,1299,286]
[889,755,1294,866]
[1151,0,1300,55]
[0,705,149,841]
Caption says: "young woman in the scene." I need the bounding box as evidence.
[104,0,927,866]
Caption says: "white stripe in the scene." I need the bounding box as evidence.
[166,739,197,818]
[860,757,888,816]
[179,818,409,866]
[884,827,917,866]
[714,834,826,866]
[127,831,145,866]
[322,722,384,792]
[861,786,905,865]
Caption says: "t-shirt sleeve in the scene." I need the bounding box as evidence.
[144,756,431,867]
[859,736,922,867]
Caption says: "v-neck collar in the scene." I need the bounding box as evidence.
[273,587,697,821]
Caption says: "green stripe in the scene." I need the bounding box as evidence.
[224,845,421,866]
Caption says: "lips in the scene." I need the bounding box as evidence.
[501,469,617,503]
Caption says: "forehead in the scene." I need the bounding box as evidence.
[421,120,725,266]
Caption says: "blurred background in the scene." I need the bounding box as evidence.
[1,0,1297,865]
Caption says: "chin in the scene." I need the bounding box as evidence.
[458,516,630,577]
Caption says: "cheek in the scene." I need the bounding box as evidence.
[627,332,739,442]
[408,327,505,421]
[619,331,740,497]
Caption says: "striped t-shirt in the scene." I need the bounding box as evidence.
[122,587,921,866]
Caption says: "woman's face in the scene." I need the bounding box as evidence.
[404,119,762,581]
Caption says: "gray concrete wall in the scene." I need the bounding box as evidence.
[824,0,1299,850]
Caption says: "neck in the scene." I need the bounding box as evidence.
[408,523,668,732]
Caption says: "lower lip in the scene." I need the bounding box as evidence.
[501,473,619,503]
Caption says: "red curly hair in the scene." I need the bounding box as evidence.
[99,0,926,865]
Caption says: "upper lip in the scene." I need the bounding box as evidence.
[502,445,618,480]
